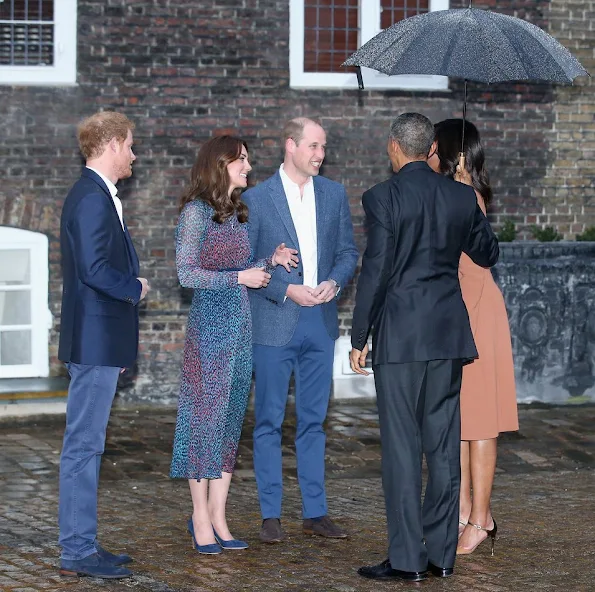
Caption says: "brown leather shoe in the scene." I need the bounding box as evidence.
[259,518,286,543]
[303,516,348,538]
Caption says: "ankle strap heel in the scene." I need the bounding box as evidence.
[468,519,498,556]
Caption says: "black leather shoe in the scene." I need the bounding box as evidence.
[96,543,133,565]
[358,559,428,582]
[428,562,454,577]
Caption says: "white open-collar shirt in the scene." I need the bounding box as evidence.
[86,166,124,230]
[279,164,318,288]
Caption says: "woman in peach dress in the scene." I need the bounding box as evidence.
[429,119,519,556]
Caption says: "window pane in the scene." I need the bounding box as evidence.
[0,1,54,66]
[0,249,30,285]
[0,290,31,325]
[304,0,359,73]
[0,0,53,20]
[381,0,429,29]
[1,330,31,365]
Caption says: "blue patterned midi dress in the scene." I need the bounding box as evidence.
[170,199,272,480]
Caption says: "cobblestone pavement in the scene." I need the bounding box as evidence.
[0,400,594,592]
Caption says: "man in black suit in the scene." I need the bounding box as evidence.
[349,113,499,582]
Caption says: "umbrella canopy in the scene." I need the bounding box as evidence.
[342,7,588,85]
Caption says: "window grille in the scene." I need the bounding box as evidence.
[303,0,431,74]
[380,0,429,30]
[304,0,359,73]
[0,0,54,67]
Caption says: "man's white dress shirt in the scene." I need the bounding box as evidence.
[279,164,318,288]
[86,166,124,230]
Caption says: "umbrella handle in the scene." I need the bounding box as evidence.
[455,153,469,184]
[458,153,466,172]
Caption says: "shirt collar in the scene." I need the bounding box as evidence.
[279,164,313,190]
[397,161,432,175]
[86,166,118,198]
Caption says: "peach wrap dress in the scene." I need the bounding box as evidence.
[459,194,519,441]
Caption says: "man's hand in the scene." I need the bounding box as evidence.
[349,344,370,376]
[272,242,299,272]
[286,284,324,307]
[312,280,339,303]
[138,277,150,301]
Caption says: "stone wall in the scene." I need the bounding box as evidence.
[0,1,593,400]
[495,242,595,403]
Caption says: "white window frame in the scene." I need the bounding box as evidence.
[290,0,449,90]
[0,0,77,86]
[0,227,51,378]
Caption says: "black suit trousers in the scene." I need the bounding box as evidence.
[374,359,463,572]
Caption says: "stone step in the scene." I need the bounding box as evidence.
[0,378,69,418]
[0,377,69,400]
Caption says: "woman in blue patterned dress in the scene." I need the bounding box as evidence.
[170,136,298,554]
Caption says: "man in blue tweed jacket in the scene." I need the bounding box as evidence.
[243,118,358,543]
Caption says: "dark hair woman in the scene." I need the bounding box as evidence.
[170,135,298,555]
[431,119,493,206]
[179,135,249,222]
[429,119,518,556]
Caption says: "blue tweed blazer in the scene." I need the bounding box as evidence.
[243,171,358,347]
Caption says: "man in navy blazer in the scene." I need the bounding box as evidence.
[243,118,358,543]
[57,112,149,579]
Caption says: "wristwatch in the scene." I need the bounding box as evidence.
[329,278,340,293]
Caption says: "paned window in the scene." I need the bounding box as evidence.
[291,0,449,89]
[0,227,50,378]
[0,0,77,85]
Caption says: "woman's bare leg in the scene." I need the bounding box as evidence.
[189,479,217,546]
[458,438,497,552]
[208,471,234,540]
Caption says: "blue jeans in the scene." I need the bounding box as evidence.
[253,306,335,520]
[58,363,120,560]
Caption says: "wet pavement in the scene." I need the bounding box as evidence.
[0,399,594,591]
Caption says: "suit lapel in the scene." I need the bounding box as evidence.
[82,168,138,273]
[268,172,300,248]
[313,177,327,266]
[82,168,122,224]
[123,223,140,275]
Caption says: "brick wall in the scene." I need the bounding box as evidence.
[0,0,592,400]
[536,1,595,236]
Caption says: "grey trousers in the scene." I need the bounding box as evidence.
[374,359,463,572]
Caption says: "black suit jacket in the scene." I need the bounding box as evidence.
[351,161,499,364]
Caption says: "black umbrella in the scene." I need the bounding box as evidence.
[343,2,588,160]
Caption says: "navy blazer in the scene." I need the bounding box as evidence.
[243,171,358,346]
[58,168,142,367]
[351,161,499,364]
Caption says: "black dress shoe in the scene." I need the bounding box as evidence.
[358,559,428,582]
[428,561,454,577]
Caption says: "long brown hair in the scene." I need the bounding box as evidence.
[179,135,249,223]
[434,119,493,207]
